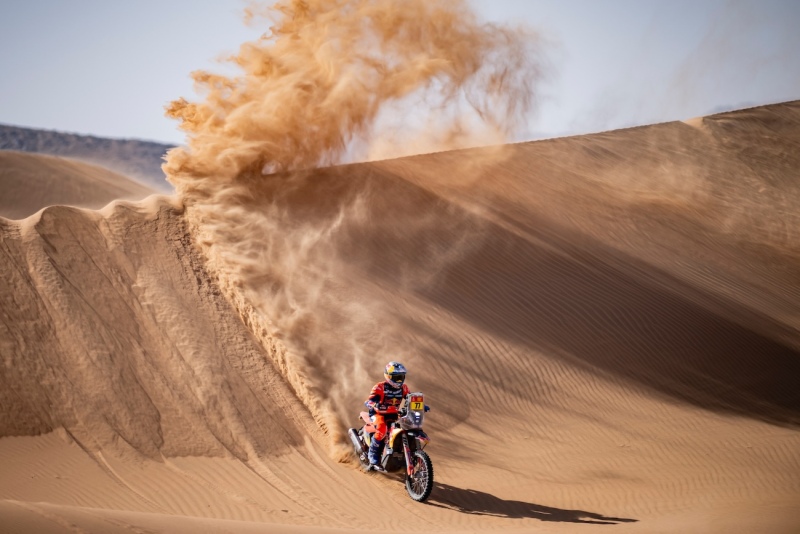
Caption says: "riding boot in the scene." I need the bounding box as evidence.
[368,437,384,466]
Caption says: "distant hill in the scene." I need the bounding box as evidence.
[0,124,174,192]
[0,151,156,219]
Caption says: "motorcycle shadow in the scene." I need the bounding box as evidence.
[427,483,638,525]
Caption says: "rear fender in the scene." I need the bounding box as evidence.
[359,411,376,433]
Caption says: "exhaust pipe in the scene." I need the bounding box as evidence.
[348,428,366,455]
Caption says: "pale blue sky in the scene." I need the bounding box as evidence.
[1,1,798,145]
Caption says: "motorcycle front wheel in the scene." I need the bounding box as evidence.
[405,449,434,502]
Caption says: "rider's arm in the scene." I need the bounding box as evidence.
[363,399,375,415]
[364,383,384,412]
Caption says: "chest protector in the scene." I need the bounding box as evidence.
[369,381,409,408]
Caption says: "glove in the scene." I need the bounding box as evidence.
[424,405,430,412]
[368,406,375,416]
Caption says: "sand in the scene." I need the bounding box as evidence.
[1,101,799,533]
[0,151,155,220]
[0,124,173,192]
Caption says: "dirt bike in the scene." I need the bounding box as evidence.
[347,392,434,502]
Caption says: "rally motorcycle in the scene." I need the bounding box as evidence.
[347,392,434,502]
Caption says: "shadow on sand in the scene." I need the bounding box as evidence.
[427,483,638,525]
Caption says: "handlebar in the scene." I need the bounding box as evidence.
[367,395,430,417]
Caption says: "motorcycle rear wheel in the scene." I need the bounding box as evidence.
[405,449,434,502]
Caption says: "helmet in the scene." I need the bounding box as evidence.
[384,361,407,388]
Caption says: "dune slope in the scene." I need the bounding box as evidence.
[0,124,173,192]
[1,102,799,533]
[0,151,155,219]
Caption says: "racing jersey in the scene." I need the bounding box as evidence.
[365,381,410,413]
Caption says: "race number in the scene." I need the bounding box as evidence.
[409,395,424,411]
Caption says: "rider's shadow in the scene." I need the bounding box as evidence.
[427,483,638,525]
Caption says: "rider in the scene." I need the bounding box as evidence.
[364,361,409,468]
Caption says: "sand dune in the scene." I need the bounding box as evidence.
[1,102,799,533]
[0,124,173,192]
[0,151,155,219]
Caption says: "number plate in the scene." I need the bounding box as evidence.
[409,396,424,411]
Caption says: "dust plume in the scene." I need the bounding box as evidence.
[164,0,542,186]
[162,0,544,454]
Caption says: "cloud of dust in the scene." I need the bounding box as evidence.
[164,0,542,186]
[162,0,544,457]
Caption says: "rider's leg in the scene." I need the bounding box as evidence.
[368,417,387,465]
[368,437,384,465]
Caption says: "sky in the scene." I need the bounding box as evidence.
[0,0,798,146]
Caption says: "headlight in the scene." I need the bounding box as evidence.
[399,412,424,430]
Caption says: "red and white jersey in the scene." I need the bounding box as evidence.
[366,380,409,409]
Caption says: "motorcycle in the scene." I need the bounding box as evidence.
[347,392,434,502]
